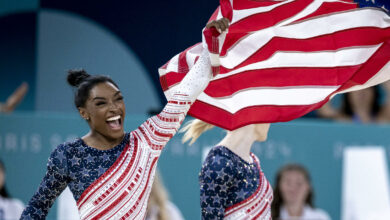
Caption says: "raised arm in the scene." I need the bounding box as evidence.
[133,17,232,148]
[20,145,69,219]
[133,49,212,148]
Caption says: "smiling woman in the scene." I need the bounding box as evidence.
[20,47,212,220]
[68,70,126,149]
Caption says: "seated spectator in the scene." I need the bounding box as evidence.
[271,163,331,220]
[316,83,390,124]
[0,159,25,220]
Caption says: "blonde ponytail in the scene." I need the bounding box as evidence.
[181,119,214,145]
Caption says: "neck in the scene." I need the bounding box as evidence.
[83,131,124,150]
[285,202,305,217]
[217,125,257,163]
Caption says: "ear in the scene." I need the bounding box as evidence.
[78,107,90,121]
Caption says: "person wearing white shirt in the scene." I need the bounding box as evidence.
[0,160,24,220]
[271,164,331,220]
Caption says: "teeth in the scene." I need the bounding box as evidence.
[107,115,120,121]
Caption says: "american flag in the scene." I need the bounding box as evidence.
[159,0,390,130]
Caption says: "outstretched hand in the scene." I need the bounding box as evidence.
[1,82,29,113]
[206,18,230,33]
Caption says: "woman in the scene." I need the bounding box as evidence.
[271,164,330,220]
[0,160,25,220]
[182,120,273,219]
[19,21,226,218]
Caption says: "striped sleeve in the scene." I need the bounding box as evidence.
[135,49,212,149]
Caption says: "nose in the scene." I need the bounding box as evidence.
[108,101,120,112]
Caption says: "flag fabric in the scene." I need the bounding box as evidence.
[159,0,390,131]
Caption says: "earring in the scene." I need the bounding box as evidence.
[85,117,89,120]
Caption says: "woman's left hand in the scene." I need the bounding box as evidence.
[206,18,230,33]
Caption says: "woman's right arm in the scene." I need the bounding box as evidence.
[132,19,230,150]
[20,145,69,219]
[133,48,213,149]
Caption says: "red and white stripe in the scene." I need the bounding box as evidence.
[159,0,390,130]
[76,95,191,220]
[224,154,273,220]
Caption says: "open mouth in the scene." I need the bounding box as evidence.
[106,115,122,130]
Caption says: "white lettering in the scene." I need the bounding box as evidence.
[50,134,62,149]
[264,140,276,159]
[30,134,42,153]
[20,134,28,152]
[279,142,291,157]
[187,143,199,156]
[66,135,78,142]
[333,142,345,159]
[252,142,263,155]
[5,133,17,152]
[170,140,184,156]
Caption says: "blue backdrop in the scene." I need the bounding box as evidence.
[1,113,390,219]
[1,0,390,219]
[0,0,389,112]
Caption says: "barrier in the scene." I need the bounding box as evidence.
[1,112,390,219]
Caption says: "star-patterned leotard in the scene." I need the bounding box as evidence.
[21,48,212,220]
[199,146,272,219]
[21,134,130,219]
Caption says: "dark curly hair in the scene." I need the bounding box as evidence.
[0,159,10,198]
[67,69,120,108]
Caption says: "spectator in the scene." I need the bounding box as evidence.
[271,163,330,220]
[0,160,25,220]
[316,83,390,124]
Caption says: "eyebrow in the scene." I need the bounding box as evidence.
[92,97,106,101]
[92,91,122,101]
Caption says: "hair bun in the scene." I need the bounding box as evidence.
[67,69,90,87]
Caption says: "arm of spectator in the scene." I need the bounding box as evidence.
[1,82,28,113]
[316,102,350,121]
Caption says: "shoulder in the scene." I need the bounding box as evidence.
[201,146,237,177]
[51,138,76,150]
[203,147,234,167]
[304,206,331,220]
[51,139,83,156]
[48,139,82,167]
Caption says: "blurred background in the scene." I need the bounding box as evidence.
[1,0,390,219]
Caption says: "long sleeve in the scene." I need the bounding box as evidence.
[169,48,212,103]
[134,49,212,148]
[20,145,70,219]
[199,152,236,219]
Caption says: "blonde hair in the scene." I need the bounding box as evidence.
[147,171,169,220]
[181,119,214,145]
